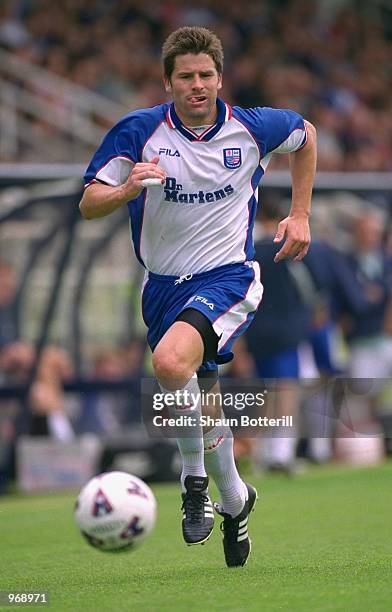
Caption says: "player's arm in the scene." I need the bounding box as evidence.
[79,157,166,220]
[274,120,317,262]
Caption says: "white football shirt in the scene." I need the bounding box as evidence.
[84,98,306,275]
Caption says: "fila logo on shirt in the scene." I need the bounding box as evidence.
[163,176,234,204]
[159,148,180,157]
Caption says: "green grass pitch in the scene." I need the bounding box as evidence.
[1,462,391,611]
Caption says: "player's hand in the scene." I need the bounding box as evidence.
[273,215,310,262]
[121,157,166,200]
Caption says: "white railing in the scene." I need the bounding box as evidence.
[0,48,130,161]
[0,164,392,191]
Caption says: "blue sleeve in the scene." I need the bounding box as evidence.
[84,105,167,186]
[232,106,306,158]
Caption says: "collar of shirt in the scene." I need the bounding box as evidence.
[165,97,232,142]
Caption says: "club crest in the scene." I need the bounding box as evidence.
[223,148,242,169]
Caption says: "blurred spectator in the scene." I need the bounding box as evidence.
[1,342,75,441]
[77,347,128,435]
[29,346,75,440]
[336,207,392,378]
[77,339,147,435]
[0,261,75,441]
[0,339,75,493]
[321,205,392,458]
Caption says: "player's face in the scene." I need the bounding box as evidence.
[164,53,222,126]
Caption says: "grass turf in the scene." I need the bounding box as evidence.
[1,462,391,611]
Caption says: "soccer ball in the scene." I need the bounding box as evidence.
[74,471,157,552]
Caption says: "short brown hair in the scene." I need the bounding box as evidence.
[162,26,224,80]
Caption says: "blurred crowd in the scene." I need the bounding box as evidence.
[0,0,391,170]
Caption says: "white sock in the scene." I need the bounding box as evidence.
[203,420,247,518]
[263,434,297,466]
[47,411,74,442]
[159,376,206,491]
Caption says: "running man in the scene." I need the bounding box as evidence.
[79,26,317,567]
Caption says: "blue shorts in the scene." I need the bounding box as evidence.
[142,261,263,370]
[255,346,300,378]
[310,323,342,375]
